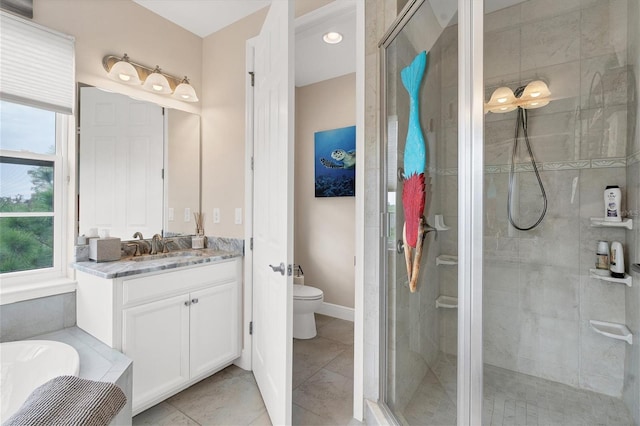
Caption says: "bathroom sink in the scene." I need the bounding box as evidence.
[131,251,204,262]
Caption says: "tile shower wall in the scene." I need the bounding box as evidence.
[476,0,632,397]
[624,0,640,422]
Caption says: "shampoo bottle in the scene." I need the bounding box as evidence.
[595,241,610,276]
[604,185,622,222]
[610,241,625,278]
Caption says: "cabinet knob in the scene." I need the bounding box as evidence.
[191,298,199,304]
[184,301,191,307]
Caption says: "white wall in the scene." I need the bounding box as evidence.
[199,0,334,239]
[294,74,356,308]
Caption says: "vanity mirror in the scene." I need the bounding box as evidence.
[77,85,201,239]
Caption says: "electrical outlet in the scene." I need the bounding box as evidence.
[235,208,242,225]
[184,207,191,222]
[213,208,221,223]
[168,208,174,221]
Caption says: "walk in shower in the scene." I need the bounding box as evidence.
[380,0,640,424]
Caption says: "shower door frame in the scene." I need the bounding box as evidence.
[378,0,485,424]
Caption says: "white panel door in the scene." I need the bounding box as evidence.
[251,1,294,425]
[79,87,163,239]
[190,281,240,379]
[122,294,189,413]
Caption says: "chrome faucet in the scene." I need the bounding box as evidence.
[151,234,163,255]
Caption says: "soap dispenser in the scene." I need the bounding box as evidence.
[610,241,625,278]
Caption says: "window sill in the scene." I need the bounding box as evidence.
[0,278,77,305]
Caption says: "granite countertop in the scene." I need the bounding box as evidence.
[72,248,242,279]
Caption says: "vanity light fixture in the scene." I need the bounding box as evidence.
[172,77,199,102]
[485,80,551,113]
[323,31,343,44]
[142,66,172,94]
[106,54,141,85]
[102,54,199,102]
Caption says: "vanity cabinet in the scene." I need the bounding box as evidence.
[76,258,242,415]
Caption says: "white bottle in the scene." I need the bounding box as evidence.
[595,241,610,276]
[610,241,625,279]
[604,185,622,222]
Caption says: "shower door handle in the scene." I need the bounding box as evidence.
[423,221,437,241]
[269,262,286,276]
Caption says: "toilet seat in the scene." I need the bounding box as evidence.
[293,284,323,300]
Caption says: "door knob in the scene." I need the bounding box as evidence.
[191,298,199,304]
[269,262,286,275]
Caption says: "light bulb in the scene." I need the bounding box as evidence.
[152,84,163,91]
[119,73,131,82]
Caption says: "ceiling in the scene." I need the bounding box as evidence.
[132,0,271,38]
[132,0,356,87]
[132,0,523,87]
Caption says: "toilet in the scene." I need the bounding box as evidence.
[293,284,324,339]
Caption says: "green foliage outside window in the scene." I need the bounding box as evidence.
[0,165,54,273]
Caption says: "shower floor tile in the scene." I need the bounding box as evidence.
[401,354,634,426]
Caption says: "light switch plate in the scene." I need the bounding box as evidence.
[184,207,191,222]
[168,208,174,221]
[213,208,221,223]
[235,208,242,225]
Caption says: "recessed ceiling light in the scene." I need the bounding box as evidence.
[323,31,343,44]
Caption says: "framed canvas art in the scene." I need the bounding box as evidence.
[314,125,356,197]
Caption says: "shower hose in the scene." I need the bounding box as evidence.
[507,90,547,231]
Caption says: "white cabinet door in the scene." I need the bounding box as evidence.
[190,281,240,379]
[123,294,190,412]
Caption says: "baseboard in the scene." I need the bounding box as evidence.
[317,302,354,322]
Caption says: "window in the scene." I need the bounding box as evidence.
[0,100,67,279]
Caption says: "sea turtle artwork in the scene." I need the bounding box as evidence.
[320,149,356,169]
[401,50,431,293]
[314,125,356,197]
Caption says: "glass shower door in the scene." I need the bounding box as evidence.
[381,1,460,423]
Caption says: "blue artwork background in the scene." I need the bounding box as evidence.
[314,125,356,197]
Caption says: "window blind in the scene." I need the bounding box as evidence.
[0,11,75,114]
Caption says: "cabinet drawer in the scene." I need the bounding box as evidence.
[122,260,238,306]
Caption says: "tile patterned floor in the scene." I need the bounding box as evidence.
[401,352,635,426]
[133,314,357,425]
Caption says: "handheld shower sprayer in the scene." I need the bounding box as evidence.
[507,85,548,231]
